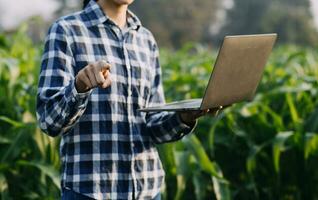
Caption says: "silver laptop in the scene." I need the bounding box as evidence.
[139,33,277,112]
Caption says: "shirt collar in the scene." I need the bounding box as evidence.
[84,0,141,30]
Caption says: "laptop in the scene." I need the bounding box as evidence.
[139,33,277,112]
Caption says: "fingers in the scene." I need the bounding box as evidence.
[207,106,227,117]
[94,61,111,88]
[84,71,93,89]
[178,105,228,124]
[193,109,208,118]
[178,105,231,124]
[101,71,112,88]
[222,105,232,109]
[85,67,98,88]
[93,63,107,86]
[94,70,106,86]
[178,110,207,124]
[75,70,91,92]
[96,60,111,74]
[75,61,112,93]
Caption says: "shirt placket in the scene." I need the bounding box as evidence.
[114,26,137,200]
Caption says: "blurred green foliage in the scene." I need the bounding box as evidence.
[1,27,318,200]
[0,25,60,200]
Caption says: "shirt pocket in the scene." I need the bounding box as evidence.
[133,61,153,108]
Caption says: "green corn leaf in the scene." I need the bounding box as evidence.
[212,163,231,200]
[305,107,318,132]
[0,173,9,200]
[0,130,24,162]
[173,151,191,200]
[285,93,300,124]
[272,131,294,173]
[0,136,11,144]
[192,171,209,200]
[183,134,221,179]
[261,105,284,131]
[183,134,231,200]
[0,116,24,128]
[0,173,8,194]
[246,145,262,175]
[17,160,60,189]
[304,133,318,160]
[174,175,187,200]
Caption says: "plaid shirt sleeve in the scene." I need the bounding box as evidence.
[145,41,197,144]
[36,21,91,137]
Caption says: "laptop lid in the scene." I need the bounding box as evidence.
[200,34,277,110]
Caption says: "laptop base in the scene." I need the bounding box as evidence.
[138,99,202,112]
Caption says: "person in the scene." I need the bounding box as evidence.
[36,0,222,199]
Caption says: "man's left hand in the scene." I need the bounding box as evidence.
[178,106,226,125]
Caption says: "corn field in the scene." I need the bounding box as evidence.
[1,26,318,200]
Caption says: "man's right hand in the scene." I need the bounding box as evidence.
[75,60,112,93]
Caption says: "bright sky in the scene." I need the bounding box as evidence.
[0,0,317,31]
[311,0,318,28]
[0,0,59,30]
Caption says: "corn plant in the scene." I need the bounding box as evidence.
[0,25,60,199]
[160,44,318,200]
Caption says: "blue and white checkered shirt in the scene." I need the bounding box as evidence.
[36,0,195,199]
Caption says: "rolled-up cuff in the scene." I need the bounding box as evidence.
[173,113,197,137]
[67,80,92,108]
